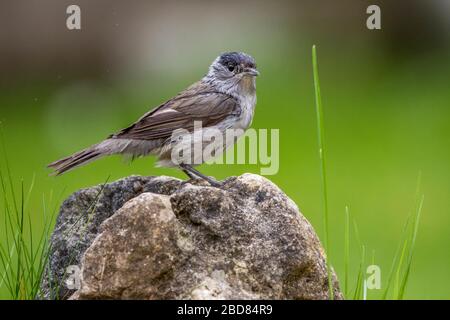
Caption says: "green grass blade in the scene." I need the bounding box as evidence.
[353,244,365,300]
[382,172,423,300]
[344,206,350,298]
[398,194,424,299]
[381,214,412,299]
[312,45,333,300]
[393,238,408,299]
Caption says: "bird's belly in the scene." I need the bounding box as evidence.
[157,94,256,167]
[157,125,242,167]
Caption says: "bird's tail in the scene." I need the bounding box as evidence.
[48,142,107,175]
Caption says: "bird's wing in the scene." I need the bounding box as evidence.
[110,82,241,141]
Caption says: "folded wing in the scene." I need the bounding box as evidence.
[111,82,240,141]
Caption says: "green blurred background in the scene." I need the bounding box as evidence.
[1,0,450,299]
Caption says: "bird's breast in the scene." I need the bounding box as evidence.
[234,93,256,130]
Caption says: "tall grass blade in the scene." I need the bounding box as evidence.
[382,172,424,300]
[353,244,365,300]
[344,206,350,298]
[398,194,424,299]
[312,45,333,300]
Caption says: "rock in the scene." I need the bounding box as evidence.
[40,174,342,300]
[39,175,183,299]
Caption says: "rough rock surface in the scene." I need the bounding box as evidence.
[40,174,342,300]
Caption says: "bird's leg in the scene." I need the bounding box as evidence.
[181,168,197,180]
[179,163,222,188]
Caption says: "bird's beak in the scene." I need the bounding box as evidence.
[244,68,260,77]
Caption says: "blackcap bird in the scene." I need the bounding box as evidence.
[48,52,259,187]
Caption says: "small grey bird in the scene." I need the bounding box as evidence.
[48,52,259,187]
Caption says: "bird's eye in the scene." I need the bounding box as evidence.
[227,63,235,72]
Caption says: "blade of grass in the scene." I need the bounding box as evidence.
[381,214,412,299]
[393,238,408,299]
[351,215,366,300]
[353,244,365,300]
[398,194,424,299]
[344,206,350,298]
[382,172,423,300]
[312,45,333,300]
[15,180,25,298]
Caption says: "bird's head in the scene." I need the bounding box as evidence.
[205,52,258,97]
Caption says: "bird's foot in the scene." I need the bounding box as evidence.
[179,164,223,188]
[202,176,223,188]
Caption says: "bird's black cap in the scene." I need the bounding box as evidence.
[218,52,256,69]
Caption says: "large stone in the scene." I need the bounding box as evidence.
[39,175,182,299]
[40,174,342,300]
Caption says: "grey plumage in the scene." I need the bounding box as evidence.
[48,52,258,182]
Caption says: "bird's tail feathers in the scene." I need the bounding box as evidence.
[47,139,122,175]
